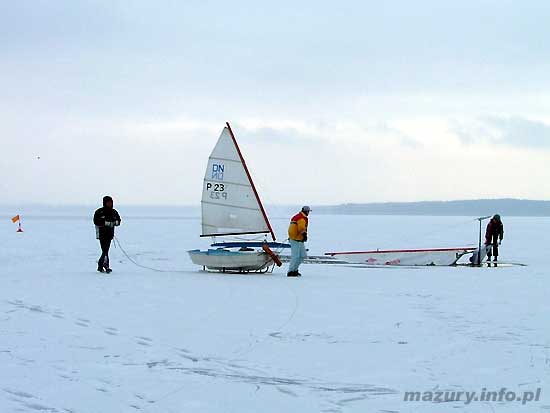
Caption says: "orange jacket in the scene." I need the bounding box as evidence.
[288,212,308,241]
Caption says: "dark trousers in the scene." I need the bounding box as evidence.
[98,237,112,268]
[486,236,499,259]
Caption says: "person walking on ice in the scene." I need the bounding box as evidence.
[485,214,504,266]
[93,196,121,273]
[287,206,311,277]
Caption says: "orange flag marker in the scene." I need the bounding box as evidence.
[11,215,23,232]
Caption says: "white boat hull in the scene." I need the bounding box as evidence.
[188,249,273,272]
[325,247,476,266]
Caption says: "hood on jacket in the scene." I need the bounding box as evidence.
[103,196,113,208]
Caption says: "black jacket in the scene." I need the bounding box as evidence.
[93,207,121,240]
[485,219,504,244]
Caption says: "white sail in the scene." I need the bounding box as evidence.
[325,247,476,266]
[201,125,273,238]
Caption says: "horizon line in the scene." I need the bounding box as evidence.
[0,197,549,208]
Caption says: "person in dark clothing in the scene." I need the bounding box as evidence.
[485,214,504,266]
[93,196,121,273]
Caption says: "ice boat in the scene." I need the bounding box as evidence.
[324,247,476,266]
[188,248,278,272]
[188,122,286,272]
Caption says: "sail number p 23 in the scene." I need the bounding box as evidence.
[206,182,228,200]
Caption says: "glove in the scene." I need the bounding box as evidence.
[114,220,121,227]
[302,232,308,242]
[105,221,115,228]
[498,239,502,245]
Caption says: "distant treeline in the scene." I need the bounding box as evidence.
[2,199,549,218]
[313,199,550,217]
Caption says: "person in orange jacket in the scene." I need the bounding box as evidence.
[287,206,311,277]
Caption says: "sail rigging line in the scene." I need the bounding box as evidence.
[202,180,251,188]
[209,156,242,164]
[201,201,266,212]
[225,121,276,241]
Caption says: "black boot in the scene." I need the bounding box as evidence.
[97,265,104,273]
[102,255,111,273]
[287,271,299,277]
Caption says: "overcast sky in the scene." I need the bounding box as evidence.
[2,0,550,205]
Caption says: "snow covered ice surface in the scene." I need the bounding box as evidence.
[1,208,549,413]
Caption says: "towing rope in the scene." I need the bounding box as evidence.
[113,236,177,273]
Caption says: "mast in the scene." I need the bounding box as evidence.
[476,215,491,266]
[225,122,276,241]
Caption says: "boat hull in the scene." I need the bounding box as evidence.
[325,247,476,266]
[188,249,273,272]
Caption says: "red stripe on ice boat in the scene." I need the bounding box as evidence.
[325,247,476,256]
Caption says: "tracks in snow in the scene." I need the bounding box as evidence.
[2,298,397,413]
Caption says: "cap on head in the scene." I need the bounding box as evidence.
[103,196,113,207]
[493,214,501,221]
[301,206,311,213]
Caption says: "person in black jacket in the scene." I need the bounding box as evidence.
[485,214,504,266]
[93,196,121,273]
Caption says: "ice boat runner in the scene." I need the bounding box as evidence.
[188,122,288,272]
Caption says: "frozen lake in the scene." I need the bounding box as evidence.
[0,208,548,412]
